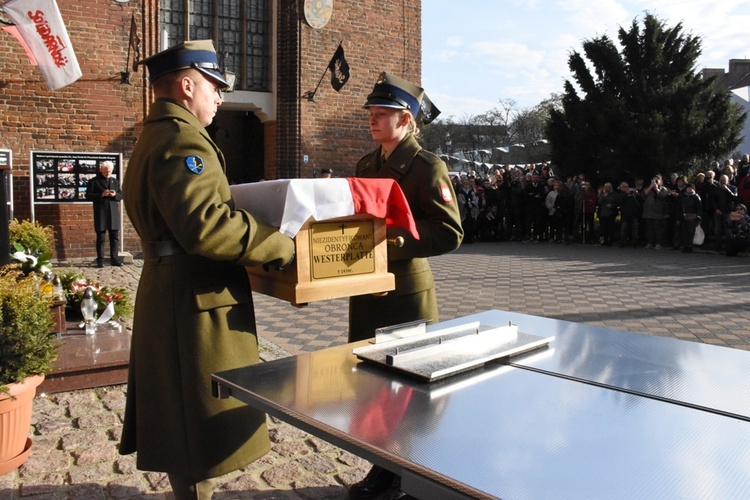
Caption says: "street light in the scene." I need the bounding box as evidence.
[445,133,452,168]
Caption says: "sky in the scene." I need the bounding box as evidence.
[422,0,750,120]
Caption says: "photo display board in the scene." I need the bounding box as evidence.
[31,151,121,203]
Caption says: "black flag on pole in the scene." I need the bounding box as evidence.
[128,11,141,72]
[328,43,349,92]
[418,93,441,125]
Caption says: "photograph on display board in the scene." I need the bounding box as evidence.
[58,174,77,200]
[57,160,75,173]
[35,174,56,200]
[36,159,55,173]
[79,159,97,173]
[78,173,96,199]
[31,151,121,203]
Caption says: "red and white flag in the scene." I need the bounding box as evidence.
[3,0,82,90]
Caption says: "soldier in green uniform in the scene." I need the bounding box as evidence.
[119,40,294,500]
[348,72,463,500]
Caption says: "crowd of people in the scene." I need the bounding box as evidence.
[453,155,750,257]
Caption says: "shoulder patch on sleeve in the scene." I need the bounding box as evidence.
[440,185,454,203]
[185,155,204,175]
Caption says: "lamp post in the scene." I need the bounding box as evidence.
[445,132,452,169]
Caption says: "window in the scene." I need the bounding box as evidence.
[160,0,271,92]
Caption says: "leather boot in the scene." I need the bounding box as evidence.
[349,465,399,499]
[382,476,417,500]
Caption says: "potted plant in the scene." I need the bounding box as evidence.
[0,264,58,474]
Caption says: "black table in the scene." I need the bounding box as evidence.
[212,310,750,499]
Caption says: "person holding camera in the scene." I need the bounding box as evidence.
[85,160,123,267]
[678,183,702,252]
[642,175,668,249]
[614,182,643,247]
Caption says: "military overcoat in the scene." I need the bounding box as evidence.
[85,174,123,231]
[349,134,463,341]
[119,100,294,481]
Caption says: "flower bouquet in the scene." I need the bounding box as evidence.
[57,270,133,321]
[9,242,52,276]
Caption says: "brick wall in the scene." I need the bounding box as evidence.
[0,0,421,259]
[0,0,144,259]
[297,0,422,178]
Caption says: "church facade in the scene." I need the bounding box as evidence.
[0,0,422,258]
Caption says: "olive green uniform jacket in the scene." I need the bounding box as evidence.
[119,100,294,481]
[349,134,463,341]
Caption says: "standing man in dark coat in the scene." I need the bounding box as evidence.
[119,40,295,500]
[85,160,123,267]
[347,72,463,500]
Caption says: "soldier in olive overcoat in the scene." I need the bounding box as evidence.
[119,41,294,499]
[349,72,463,343]
[348,74,463,500]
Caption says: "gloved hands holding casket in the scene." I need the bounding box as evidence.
[263,250,295,272]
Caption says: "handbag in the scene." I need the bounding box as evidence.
[693,225,705,246]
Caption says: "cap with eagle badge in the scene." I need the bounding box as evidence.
[136,40,230,89]
[363,72,441,125]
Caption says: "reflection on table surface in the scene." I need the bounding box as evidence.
[213,310,750,499]
[453,310,750,420]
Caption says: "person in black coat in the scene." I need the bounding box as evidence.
[679,183,702,253]
[85,160,123,267]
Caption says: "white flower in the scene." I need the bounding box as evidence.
[11,251,37,266]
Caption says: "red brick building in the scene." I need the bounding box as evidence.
[0,0,421,259]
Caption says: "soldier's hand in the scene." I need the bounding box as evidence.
[262,251,295,272]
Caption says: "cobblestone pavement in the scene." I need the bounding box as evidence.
[1,242,749,498]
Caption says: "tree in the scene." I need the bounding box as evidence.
[513,106,549,145]
[547,14,747,184]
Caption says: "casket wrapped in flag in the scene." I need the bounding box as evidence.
[230,178,418,306]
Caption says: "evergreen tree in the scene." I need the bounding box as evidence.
[547,14,746,183]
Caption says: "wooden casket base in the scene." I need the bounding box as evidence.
[247,214,395,307]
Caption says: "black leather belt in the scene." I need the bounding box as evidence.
[141,239,185,259]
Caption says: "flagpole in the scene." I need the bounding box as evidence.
[302,40,344,101]
[302,64,329,102]
[121,10,137,84]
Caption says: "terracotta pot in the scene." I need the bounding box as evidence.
[0,374,44,475]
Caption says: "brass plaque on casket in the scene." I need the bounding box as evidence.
[309,220,375,279]
[245,215,395,306]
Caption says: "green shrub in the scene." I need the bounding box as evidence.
[9,219,55,255]
[0,268,57,392]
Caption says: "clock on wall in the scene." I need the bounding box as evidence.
[304,0,333,30]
